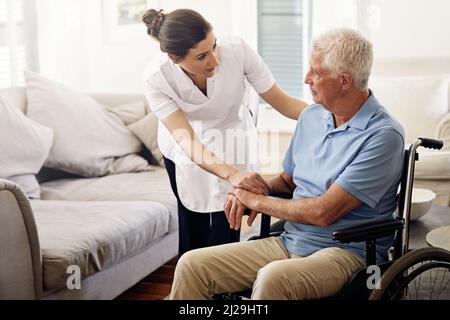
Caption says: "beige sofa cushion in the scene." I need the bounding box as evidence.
[39,169,176,225]
[127,112,165,167]
[31,200,172,291]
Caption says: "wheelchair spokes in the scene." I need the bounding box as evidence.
[388,261,450,300]
[370,247,450,300]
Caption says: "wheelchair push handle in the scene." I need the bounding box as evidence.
[419,138,443,150]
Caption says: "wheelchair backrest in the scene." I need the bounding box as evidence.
[392,148,414,259]
[394,138,443,259]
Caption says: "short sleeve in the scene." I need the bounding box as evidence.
[144,76,179,120]
[241,40,275,94]
[336,129,405,208]
[282,123,300,177]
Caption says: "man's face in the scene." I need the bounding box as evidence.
[304,51,342,108]
[176,32,220,79]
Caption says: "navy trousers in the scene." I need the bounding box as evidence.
[163,157,240,257]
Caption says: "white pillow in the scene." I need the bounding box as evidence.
[415,149,450,180]
[0,96,53,198]
[369,76,450,144]
[104,100,147,126]
[127,112,165,167]
[25,71,152,177]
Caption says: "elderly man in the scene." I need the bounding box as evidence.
[169,28,405,300]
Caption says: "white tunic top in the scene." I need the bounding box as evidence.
[144,36,275,212]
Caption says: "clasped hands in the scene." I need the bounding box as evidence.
[224,171,271,230]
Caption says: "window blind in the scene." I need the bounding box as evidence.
[0,0,26,88]
[258,0,305,98]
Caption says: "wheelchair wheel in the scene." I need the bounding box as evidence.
[369,247,450,300]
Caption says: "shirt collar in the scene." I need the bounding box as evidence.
[347,90,379,130]
[319,90,380,131]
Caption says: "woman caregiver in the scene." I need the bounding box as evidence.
[142,8,307,257]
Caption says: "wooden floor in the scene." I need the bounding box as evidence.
[115,258,178,300]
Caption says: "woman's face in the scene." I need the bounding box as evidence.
[172,32,219,79]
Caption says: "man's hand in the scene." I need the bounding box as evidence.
[224,193,246,230]
[224,188,266,230]
[224,192,260,230]
[231,188,264,210]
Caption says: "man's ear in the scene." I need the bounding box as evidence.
[168,53,181,64]
[341,73,353,90]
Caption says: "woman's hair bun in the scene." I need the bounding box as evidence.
[142,9,165,40]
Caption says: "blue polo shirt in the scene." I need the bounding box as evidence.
[280,93,405,262]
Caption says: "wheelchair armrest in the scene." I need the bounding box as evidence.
[332,219,404,244]
[243,192,291,239]
[248,219,285,240]
[269,192,293,199]
[248,231,283,241]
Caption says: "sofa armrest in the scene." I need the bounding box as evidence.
[0,180,42,299]
[436,111,450,150]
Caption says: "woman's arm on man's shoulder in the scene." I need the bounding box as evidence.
[259,83,308,120]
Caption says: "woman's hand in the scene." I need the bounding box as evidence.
[228,171,271,195]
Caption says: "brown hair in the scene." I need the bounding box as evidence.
[142,9,212,58]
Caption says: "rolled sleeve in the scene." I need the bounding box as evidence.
[335,129,404,208]
[144,79,179,120]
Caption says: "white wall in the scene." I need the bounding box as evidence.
[90,0,235,94]
[36,0,256,94]
[312,0,358,33]
[36,0,450,91]
[368,0,450,59]
[33,0,450,174]
[313,0,450,59]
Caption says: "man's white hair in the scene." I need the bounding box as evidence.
[312,28,373,91]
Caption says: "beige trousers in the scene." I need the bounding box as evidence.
[170,237,365,300]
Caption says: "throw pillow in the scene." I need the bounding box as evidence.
[0,96,54,198]
[104,100,147,126]
[369,76,449,144]
[128,112,165,167]
[25,71,152,177]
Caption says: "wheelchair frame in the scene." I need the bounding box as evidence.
[220,137,450,300]
[334,137,447,300]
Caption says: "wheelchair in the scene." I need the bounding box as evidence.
[219,137,450,300]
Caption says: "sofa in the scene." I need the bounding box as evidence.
[370,58,450,206]
[0,73,178,300]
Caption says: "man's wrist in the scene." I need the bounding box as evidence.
[252,194,266,211]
